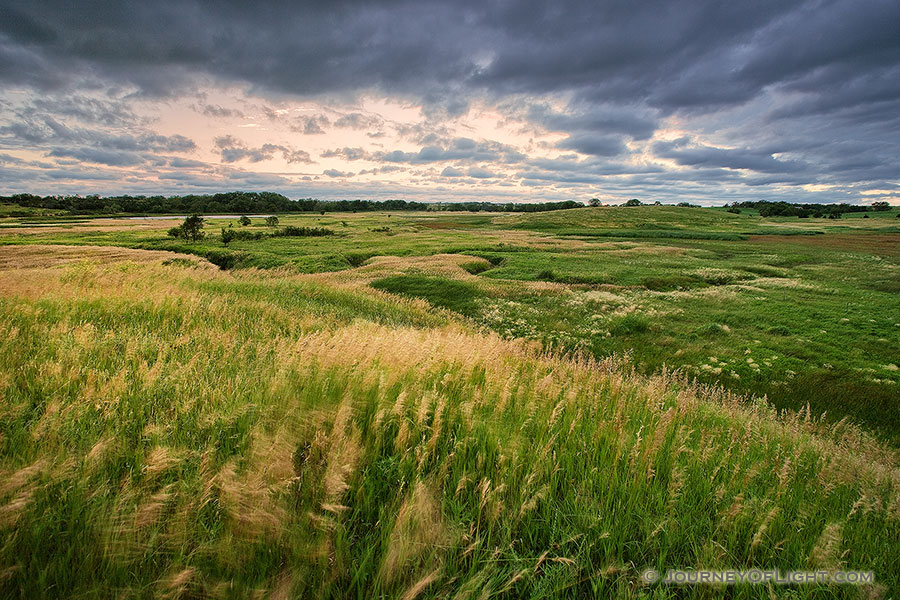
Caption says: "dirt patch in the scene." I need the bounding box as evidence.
[749,233,900,257]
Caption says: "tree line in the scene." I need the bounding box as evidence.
[1,192,583,215]
[727,200,892,218]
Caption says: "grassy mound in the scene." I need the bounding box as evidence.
[370,274,486,316]
[0,249,898,598]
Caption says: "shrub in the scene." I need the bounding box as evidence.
[238,215,252,226]
[265,216,279,227]
[343,252,374,268]
[272,226,334,237]
[461,261,491,275]
[167,214,205,242]
[203,250,247,269]
[221,229,265,245]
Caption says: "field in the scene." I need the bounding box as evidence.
[1,205,899,597]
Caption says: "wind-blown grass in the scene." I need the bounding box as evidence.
[1,248,898,598]
[3,211,899,443]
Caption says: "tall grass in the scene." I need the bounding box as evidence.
[1,249,898,598]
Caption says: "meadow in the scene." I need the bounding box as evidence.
[3,205,898,441]
[1,205,899,598]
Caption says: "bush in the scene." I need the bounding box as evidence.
[272,226,334,237]
[343,252,374,268]
[461,261,491,275]
[265,216,279,227]
[167,214,205,242]
[202,250,248,269]
[238,215,252,226]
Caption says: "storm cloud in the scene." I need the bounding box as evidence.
[0,0,897,203]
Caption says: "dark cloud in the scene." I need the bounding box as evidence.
[27,95,142,127]
[214,135,313,164]
[557,133,626,157]
[291,115,329,135]
[321,147,366,161]
[1,1,896,114]
[0,0,897,200]
[200,104,244,118]
[524,103,658,141]
[373,137,525,165]
[333,112,383,130]
[48,146,145,167]
[467,167,497,179]
[652,140,808,174]
[0,114,195,153]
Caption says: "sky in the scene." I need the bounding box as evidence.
[0,0,898,205]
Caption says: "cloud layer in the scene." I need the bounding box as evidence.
[0,0,898,204]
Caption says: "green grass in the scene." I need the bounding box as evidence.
[2,208,899,445]
[370,274,486,316]
[1,256,898,598]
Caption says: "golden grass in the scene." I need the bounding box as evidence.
[2,245,899,597]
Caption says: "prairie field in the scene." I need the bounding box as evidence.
[1,206,900,598]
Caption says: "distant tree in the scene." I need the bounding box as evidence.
[265,215,279,228]
[726,207,741,214]
[589,198,602,207]
[624,198,643,207]
[653,200,662,205]
[238,215,252,226]
[221,227,235,246]
[180,214,206,242]
[871,201,891,211]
